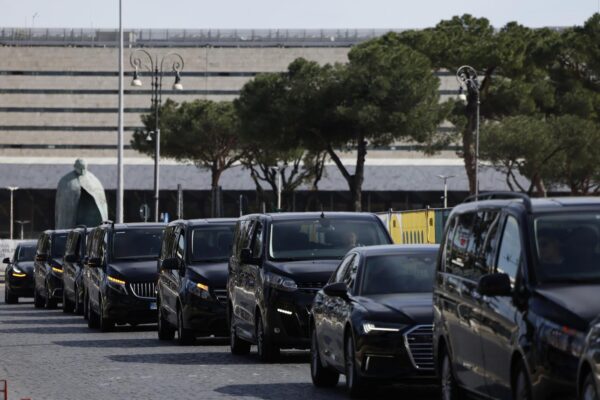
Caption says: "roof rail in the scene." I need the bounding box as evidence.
[101,220,115,229]
[463,191,532,213]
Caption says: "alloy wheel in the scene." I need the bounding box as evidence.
[583,373,599,400]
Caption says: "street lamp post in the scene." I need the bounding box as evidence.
[6,186,18,239]
[456,65,481,198]
[15,220,30,240]
[437,175,455,209]
[130,50,184,222]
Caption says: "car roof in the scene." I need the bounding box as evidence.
[43,229,71,235]
[16,240,37,247]
[102,222,166,230]
[168,218,238,228]
[241,212,379,221]
[452,196,600,216]
[353,244,439,257]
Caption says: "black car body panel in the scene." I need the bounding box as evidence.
[578,317,600,400]
[434,196,600,400]
[84,222,165,326]
[228,212,393,351]
[312,245,438,384]
[157,218,237,338]
[4,241,37,299]
[62,227,88,311]
[34,230,69,303]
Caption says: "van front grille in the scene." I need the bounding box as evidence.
[128,282,156,299]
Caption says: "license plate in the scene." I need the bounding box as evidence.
[149,302,157,310]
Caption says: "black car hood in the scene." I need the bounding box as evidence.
[14,261,34,274]
[269,259,340,284]
[534,284,600,331]
[357,293,433,325]
[107,260,158,283]
[187,262,228,287]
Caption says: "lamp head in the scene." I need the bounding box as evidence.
[457,87,468,103]
[172,71,183,91]
[131,69,142,87]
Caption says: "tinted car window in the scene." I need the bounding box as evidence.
[51,234,68,258]
[496,216,522,281]
[191,225,235,262]
[362,253,436,295]
[17,245,36,261]
[112,229,163,260]
[331,254,355,284]
[269,218,389,261]
[534,212,600,283]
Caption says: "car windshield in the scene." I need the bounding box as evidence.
[112,229,163,260]
[268,218,390,261]
[17,245,36,261]
[361,252,437,295]
[191,225,235,262]
[51,234,68,258]
[535,213,600,283]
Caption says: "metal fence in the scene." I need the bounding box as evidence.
[0,27,406,48]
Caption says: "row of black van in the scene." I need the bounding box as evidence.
[4,194,600,400]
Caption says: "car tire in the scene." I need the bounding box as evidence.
[87,296,99,329]
[4,286,18,304]
[157,301,175,341]
[440,348,463,400]
[33,286,44,308]
[257,316,279,362]
[582,371,599,400]
[345,333,368,398]
[62,289,74,313]
[230,310,251,355]
[45,284,57,309]
[176,306,195,345]
[99,297,115,332]
[513,361,533,400]
[310,327,339,387]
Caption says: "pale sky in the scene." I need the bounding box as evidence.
[1,0,598,30]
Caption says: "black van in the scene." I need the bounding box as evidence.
[434,193,600,400]
[62,226,88,314]
[228,212,392,361]
[157,218,237,344]
[84,222,165,331]
[33,229,69,309]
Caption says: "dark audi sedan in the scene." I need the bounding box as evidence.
[85,222,165,331]
[310,245,438,397]
[3,240,37,303]
[157,219,237,344]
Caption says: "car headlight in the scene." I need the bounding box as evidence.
[13,266,23,274]
[187,280,211,299]
[540,319,585,357]
[12,266,26,278]
[107,275,128,295]
[362,322,407,334]
[264,271,297,292]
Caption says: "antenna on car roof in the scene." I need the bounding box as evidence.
[102,220,115,229]
[320,205,325,219]
[75,224,87,235]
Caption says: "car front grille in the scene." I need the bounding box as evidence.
[128,282,156,299]
[404,324,434,371]
[297,282,326,292]
[213,289,228,305]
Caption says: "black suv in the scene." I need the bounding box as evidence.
[157,218,237,344]
[33,230,69,309]
[62,226,88,314]
[228,212,392,361]
[3,240,37,303]
[434,193,600,400]
[83,222,165,331]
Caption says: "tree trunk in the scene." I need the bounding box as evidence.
[463,111,477,195]
[211,165,223,217]
[351,137,367,212]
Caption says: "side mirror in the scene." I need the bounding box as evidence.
[64,254,78,263]
[2,257,10,264]
[240,248,254,264]
[35,254,48,262]
[161,257,180,270]
[478,273,512,297]
[88,257,102,268]
[323,282,349,299]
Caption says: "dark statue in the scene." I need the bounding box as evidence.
[55,159,108,229]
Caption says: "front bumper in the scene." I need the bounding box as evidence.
[104,287,157,324]
[182,290,228,336]
[6,273,34,297]
[264,288,317,349]
[47,272,64,300]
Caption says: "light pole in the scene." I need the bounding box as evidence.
[15,220,30,240]
[437,175,455,209]
[6,186,18,239]
[130,50,184,222]
[116,0,124,223]
[456,65,480,198]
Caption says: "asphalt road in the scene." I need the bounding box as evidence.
[0,285,439,400]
